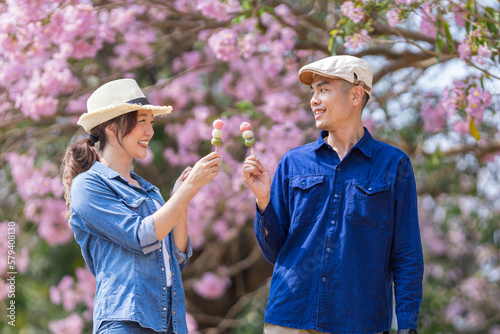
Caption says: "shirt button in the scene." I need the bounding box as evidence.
[163,287,166,291]
[337,167,341,172]
[334,194,339,198]
[331,220,336,225]
[326,248,331,253]
[161,267,164,271]
[172,272,175,276]
[173,292,176,296]
[163,307,167,311]
[368,187,372,191]
[173,311,176,315]
[322,277,326,282]
[159,248,162,252]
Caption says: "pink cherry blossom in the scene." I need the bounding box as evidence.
[344,29,370,51]
[458,40,472,60]
[472,44,492,65]
[196,0,241,22]
[186,313,200,334]
[394,0,419,5]
[386,8,401,27]
[193,271,231,299]
[420,101,446,133]
[207,28,239,61]
[48,313,84,334]
[420,3,437,38]
[340,2,364,23]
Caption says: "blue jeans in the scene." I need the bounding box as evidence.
[97,320,174,334]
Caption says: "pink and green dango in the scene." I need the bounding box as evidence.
[211,119,224,147]
[240,122,255,147]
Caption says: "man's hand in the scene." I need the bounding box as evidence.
[242,155,271,212]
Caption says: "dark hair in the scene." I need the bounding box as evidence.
[61,111,138,219]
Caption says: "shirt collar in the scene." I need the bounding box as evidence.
[311,127,373,158]
[91,161,158,191]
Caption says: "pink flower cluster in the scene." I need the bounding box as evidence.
[6,151,72,246]
[420,78,493,135]
[48,313,85,334]
[0,1,113,120]
[0,2,169,122]
[420,2,437,38]
[196,0,241,22]
[344,30,370,51]
[193,271,231,299]
[49,267,96,320]
[186,313,200,334]
[386,8,401,27]
[472,44,492,65]
[340,1,365,24]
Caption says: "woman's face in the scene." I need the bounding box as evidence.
[121,109,155,160]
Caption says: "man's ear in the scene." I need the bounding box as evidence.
[352,86,364,107]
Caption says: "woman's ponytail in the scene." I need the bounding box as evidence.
[61,137,100,219]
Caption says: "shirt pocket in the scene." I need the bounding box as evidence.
[120,195,148,212]
[289,175,325,223]
[346,179,390,229]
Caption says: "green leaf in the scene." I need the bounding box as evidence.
[485,7,500,35]
[241,0,252,11]
[470,117,480,141]
[436,32,444,53]
[443,21,454,51]
[258,6,274,16]
[235,100,254,113]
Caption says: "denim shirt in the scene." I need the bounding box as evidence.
[255,129,423,334]
[70,161,193,334]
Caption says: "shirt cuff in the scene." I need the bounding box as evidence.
[256,200,279,237]
[397,312,419,330]
[255,202,276,254]
[174,236,193,265]
[138,215,161,255]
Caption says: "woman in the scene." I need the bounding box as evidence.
[61,78,221,333]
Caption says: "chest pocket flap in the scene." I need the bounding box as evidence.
[290,175,324,190]
[352,179,389,195]
[289,175,325,223]
[120,196,147,210]
[347,179,390,229]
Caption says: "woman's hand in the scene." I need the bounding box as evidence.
[184,152,221,190]
[172,167,192,195]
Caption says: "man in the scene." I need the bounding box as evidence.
[242,55,423,334]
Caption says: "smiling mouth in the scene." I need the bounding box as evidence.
[314,110,326,118]
[138,140,149,147]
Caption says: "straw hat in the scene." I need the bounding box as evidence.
[298,55,372,97]
[77,78,172,133]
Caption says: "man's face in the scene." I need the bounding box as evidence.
[309,75,355,132]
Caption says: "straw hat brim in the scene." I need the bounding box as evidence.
[77,103,172,134]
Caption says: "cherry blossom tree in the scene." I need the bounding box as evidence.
[1,0,499,333]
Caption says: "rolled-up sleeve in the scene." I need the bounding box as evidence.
[138,215,162,254]
[173,236,193,271]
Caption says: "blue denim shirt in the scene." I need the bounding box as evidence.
[70,161,193,334]
[255,129,423,333]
